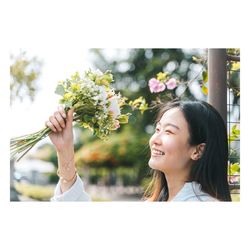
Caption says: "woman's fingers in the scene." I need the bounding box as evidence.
[54,111,66,128]
[46,121,57,133]
[46,107,73,132]
[58,106,67,119]
[49,115,62,132]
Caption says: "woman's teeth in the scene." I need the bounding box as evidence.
[152,149,165,156]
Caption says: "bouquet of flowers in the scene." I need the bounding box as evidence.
[10,69,135,161]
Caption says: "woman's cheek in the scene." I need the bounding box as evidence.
[162,136,179,155]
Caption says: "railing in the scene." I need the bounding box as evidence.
[208,49,240,195]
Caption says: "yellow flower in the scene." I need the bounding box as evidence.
[157,72,168,81]
[71,83,80,92]
[63,92,73,100]
[118,114,129,124]
[118,97,128,107]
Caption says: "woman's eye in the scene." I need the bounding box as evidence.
[165,130,172,134]
[155,127,160,132]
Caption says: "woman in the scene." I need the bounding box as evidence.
[47,100,231,201]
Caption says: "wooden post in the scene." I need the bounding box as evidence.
[208,49,227,124]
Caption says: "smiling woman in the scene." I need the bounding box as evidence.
[48,99,231,202]
[144,100,231,201]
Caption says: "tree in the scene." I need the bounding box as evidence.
[10,50,43,201]
[89,49,206,133]
[10,51,43,105]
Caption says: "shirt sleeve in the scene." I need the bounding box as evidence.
[50,174,91,202]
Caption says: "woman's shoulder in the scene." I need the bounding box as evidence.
[172,181,219,202]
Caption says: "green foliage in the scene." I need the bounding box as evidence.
[201,82,208,95]
[10,51,43,105]
[46,172,59,184]
[228,124,240,144]
[129,96,148,114]
[76,126,150,168]
[228,124,240,184]
[227,49,240,99]
[88,166,139,186]
[90,49,205,134]
[231,193,240,202]
[202,69,208,95]
[15,183,54,201]
[229,163,240,175]
[227,48,240,56]
[226,49,240,190]
[202,70,208,83]
[75,126,150,185]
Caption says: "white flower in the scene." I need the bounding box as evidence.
[98,86,108,102]
[94,69,104,76]
[108,95,121,118]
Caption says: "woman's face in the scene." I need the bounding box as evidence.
[149,108,195,174]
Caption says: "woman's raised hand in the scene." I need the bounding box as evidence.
[46,106,74,152]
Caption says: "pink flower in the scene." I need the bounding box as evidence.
[114,120,120,130]
[229,175,239,184]
[166,78,177,90]
[148,78,166,93]
[108,96,121,118]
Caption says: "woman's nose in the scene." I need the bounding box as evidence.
[150,132,162,145]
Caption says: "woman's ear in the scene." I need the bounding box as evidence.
[191,143,206,161]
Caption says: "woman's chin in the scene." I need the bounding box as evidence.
[148,158,159,170]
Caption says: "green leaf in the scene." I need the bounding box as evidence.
[201,84,208,95]
[230,163,240,174]
[228,135,236,144]
[118,114,130,124]
[231,62,240,71]
[228,125,240,143]
[192,56,199,62]
[232,124,240,136]
[55,84,65,96]
[80,122,91,129]
[202,70,208,83]
[71,72,80,81]
[83,115,92,122]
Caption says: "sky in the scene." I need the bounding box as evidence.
[10,47,93,137]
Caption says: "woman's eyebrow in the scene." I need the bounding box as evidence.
[157,122,180,130]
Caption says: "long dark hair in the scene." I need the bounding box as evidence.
[144,100,232,201]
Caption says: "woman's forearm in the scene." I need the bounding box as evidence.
[57,146,77,193]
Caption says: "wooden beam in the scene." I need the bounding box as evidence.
[208,49,227,124]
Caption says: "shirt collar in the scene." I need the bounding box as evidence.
[171,181,204,201]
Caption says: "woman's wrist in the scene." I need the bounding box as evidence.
[56,142,74,154]
[57,143,74,155]
[57,167,77,184]
[56,146,77,193]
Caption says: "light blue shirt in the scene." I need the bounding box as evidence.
[51,174,91,201]
[171,182,218,201]
[51,175,217,202]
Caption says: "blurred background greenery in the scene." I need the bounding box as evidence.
[10,48,240,201]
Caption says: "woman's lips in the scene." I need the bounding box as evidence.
[151,148,165,156]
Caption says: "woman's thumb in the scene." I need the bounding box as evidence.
[66,108,74,127]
